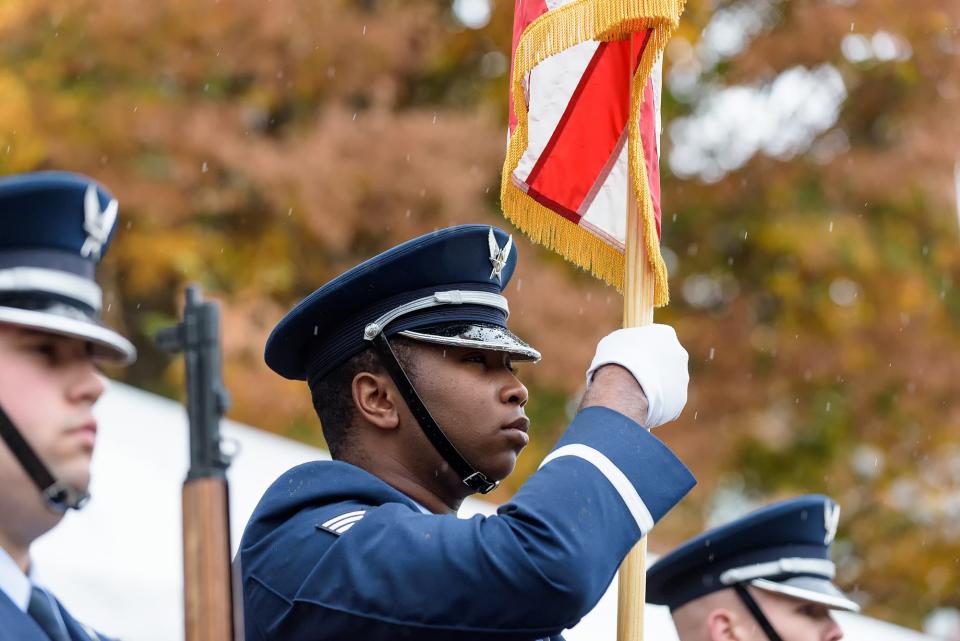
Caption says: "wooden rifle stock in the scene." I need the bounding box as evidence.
[157,284,238,641]
[183,476,233,641]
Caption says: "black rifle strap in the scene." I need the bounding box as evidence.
[0,402,87,513]
[371,332,498,494]
[734,584,784,641]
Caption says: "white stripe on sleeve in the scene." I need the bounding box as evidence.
[539,444,654,534]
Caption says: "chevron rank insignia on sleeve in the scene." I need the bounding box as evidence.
[317,510,367,536]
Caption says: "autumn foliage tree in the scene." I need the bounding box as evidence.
[0,0,958,629]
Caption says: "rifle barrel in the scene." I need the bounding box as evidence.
[157,285,237,641]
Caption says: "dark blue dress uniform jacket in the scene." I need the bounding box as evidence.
[240,406,696,640]
[0,589,116,641]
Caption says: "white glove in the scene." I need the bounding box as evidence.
[585,324,689,429]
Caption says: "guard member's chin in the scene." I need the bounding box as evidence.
[478,452,519,487]
[57,465,93,499]
[433,454,515,501]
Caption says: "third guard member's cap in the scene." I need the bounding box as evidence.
[0,171,135,364]
[647,495,860,612]
[266,224,540,385]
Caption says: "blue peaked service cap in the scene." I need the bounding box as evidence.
[265,224,540,386]
[0,171,135,364]
[647,495,859,613]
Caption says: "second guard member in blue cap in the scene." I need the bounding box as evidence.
[240,224,697,640]
[0,171,135,641]
[647,495,858,641]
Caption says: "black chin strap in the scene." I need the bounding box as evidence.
[0,402,88,513]
[734,584,784,641]
[370,332,498,494]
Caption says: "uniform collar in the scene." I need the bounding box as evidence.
[408,498,432,514]
[0,546,31,612]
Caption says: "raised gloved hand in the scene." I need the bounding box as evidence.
[585,324,689,429]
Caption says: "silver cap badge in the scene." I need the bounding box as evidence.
[824,500,840,544]
[487,227,513,284]
[81,184,118,260]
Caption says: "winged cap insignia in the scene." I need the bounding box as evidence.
[81,184,118,261]
[487,227,513,284]
[823,500,840,544]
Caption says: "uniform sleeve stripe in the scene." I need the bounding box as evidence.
[539,444,654,534]
[330,515,365,530]
[335,521,359,534]
[322,510,366,529]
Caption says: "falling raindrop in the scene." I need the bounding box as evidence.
[829,221,834,232]
[709,347,715,360]
[201,162,208,173]
[829,277,859,306]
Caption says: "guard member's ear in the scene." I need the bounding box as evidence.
[352,371,400,430]
[706,608,740,641]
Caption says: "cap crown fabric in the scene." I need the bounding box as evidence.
[266,225,519,383]
[0,170,134,363]
[0,171,118,267]
[646,495,840,610]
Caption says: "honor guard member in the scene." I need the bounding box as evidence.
[240,224,696,640]
[0,172,136,641]
[647,495,858,641]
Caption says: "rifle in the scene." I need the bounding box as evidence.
[157,284,236,641]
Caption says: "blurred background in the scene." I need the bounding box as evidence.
[2,0,959,634]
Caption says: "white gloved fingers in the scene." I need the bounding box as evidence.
[585,324,689,429]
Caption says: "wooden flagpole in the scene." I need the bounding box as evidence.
[617,182,656,641]
[617,34,657,641]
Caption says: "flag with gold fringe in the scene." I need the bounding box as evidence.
[501,0,684,307]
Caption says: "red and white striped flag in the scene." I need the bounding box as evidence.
[501,0,684,306]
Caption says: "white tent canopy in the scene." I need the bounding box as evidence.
[31,383,932,641]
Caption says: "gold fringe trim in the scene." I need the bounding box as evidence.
[501,0,685,307]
